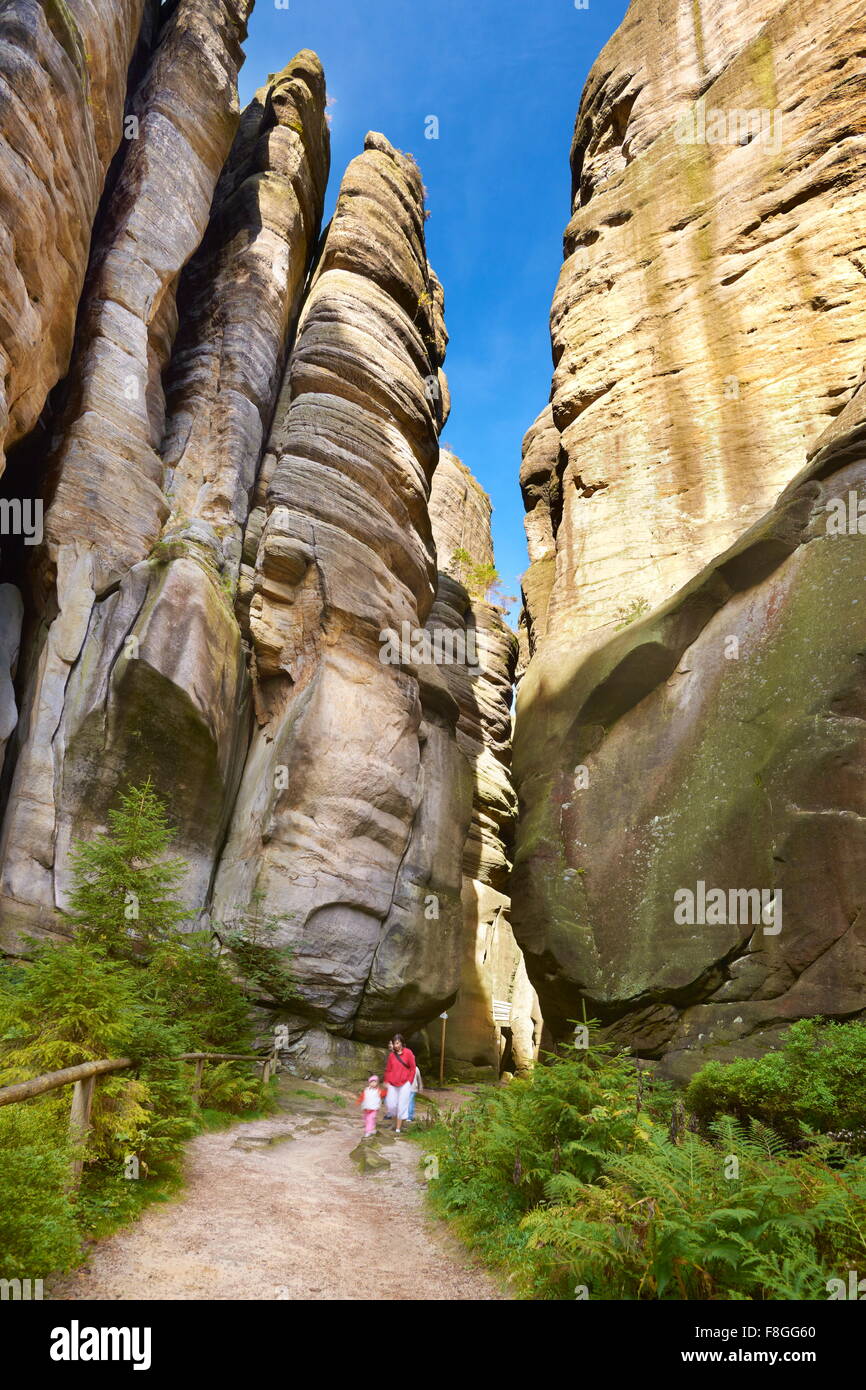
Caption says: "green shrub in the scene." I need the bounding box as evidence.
[614,596,650,629]
[144,933,252,1051]
[0,782,278,1281]
[520,1120,866,1300]
[686,1019,866,1140]
[424,1036,646,1274]
[215,889,299,1005]
[0,1101,81,1279]
[423,1030,866,1300]
[197,1062,269,1114]
[0,940,196,1175]
[0,937,144,1076]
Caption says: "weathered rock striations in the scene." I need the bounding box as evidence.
[0,0,253,941]
[535,0,866,649]
[160,49,330,583]
[0,0,152,476]
[39,0,253,591]
[422,450,541,1075]
[20,52,332,923]
[0,13,495,1074]
[212,133,472,1043]
[427,452,515,890]
[514,0,866,1071]
[0,0,154,780]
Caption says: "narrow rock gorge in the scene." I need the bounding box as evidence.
[421,450,541,1076]
[1,0,864,1090]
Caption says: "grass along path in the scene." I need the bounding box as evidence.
[49,1078,506,1302]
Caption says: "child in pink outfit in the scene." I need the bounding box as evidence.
[357,1075,385,1136]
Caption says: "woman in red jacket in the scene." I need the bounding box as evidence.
[383,1034,416,1136]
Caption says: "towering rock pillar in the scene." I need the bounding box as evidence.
[0,0,155,780]
[212,134,473,1042]
[537,0,866,649]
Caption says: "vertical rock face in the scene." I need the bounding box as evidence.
[424,451,541,1075]
[0,0,253,939]
[538,0,866,648]
[513,0,866,1072]
[40,0,253,591]
[28,50,331,920]
[0,0,151,474]
[0,0,152,775]
[519,406,558,660]
[160,49,330,584]
[0,585,24,776]
[212,133,473,1042]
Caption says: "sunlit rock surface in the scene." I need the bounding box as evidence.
[0,0,252,939]
[212,134,473,1041]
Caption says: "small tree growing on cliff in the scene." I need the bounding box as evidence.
[67,780,190,959]
[214,889,300,1005]
[450,547,516,608]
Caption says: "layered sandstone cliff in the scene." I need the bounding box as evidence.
[0,0,156,779]
[536,0,866,648]
[514,0,866,1073]
[0,0,254,938]
[0,0,153,475]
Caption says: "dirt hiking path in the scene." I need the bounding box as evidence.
[51,1079,506,1302]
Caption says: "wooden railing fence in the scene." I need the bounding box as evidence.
[0,1048,279,1187]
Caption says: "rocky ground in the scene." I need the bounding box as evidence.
[49,1078,505,1302]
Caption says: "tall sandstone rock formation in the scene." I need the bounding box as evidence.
[211,134,474,1044]
[422,450,541,1075]
[0,0,156,775]
[514,0,866,1075]
[0,0,256,938]
[0,6,539,1072]
[0,0,153,475]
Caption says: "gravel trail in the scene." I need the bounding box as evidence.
[50,1080,505,1302]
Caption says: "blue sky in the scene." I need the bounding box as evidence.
[240,0,629,614]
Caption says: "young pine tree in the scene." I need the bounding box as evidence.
[67,780,190,958]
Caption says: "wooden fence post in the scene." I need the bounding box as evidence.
[192,1057,205,1105]
[439,1012,447,1086]
[68,1074,96,1189]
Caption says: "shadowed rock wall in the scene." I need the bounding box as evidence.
[514,0,866,1073]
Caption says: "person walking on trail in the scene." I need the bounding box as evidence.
[383,1034,415,1136]
[357,1075,385,1137]
[408,1063,422,1123]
